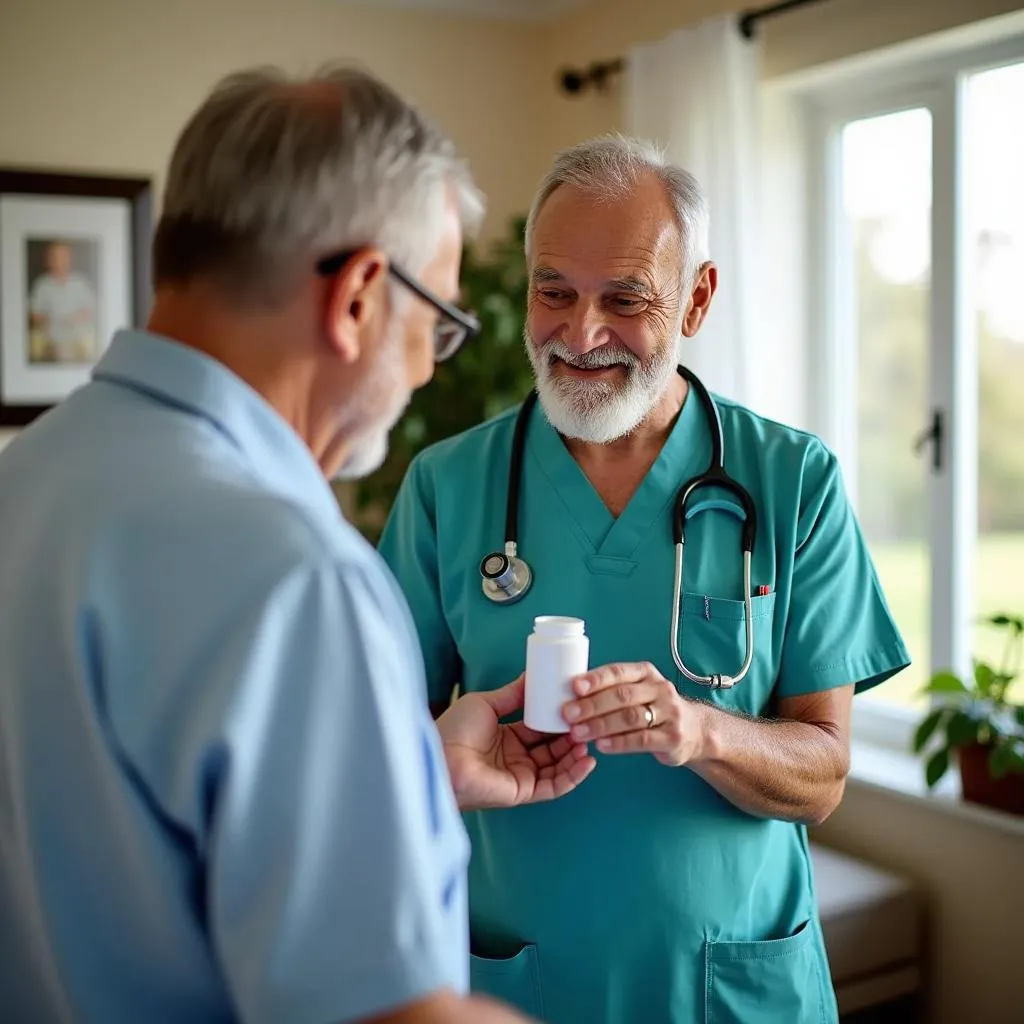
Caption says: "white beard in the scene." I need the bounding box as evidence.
[524,329,678,443]
[332,318,410,482]
[333,429,390,481]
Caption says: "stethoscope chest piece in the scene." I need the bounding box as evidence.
[480,546,533,604]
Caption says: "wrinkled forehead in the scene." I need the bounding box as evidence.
[528,180,682,289]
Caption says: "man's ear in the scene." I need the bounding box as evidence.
[681,262,717,338]
[323,248,389,363]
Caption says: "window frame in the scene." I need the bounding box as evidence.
[792,18,1024,751]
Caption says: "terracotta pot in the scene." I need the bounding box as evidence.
[957,742,1024,815]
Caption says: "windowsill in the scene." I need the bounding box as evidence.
[846,740,1024,837]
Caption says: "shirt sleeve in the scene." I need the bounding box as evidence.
[377,456,460,707]
[200,554,468,1024]
[777,443,912,698]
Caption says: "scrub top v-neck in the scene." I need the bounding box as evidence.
[525,380,705,563]
[379,388,910,1024]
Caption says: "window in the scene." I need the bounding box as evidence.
[799,21,1024,746]
[839,107,933,715]
[966,62,1024,705]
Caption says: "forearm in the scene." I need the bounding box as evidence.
[688,701,849,825]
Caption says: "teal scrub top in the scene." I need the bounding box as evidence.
[378,384,911,1024]
[0,330,470,1024]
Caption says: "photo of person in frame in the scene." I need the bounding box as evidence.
[25,237,100,364]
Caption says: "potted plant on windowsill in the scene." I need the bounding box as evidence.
[911,613,1024,816]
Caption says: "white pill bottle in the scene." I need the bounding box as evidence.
[524,616,590,734]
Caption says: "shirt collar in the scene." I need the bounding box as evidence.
[93,329,343,526]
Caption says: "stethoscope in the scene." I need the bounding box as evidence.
[479,365,758,689]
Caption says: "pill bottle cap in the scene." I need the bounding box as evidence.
[533,615,586,638]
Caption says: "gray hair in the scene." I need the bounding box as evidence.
[524,134,709,287]
[153,64,484,306]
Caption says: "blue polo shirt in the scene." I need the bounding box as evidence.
[0,329,470,1024]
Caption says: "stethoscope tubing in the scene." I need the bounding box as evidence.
[481,365,758,688]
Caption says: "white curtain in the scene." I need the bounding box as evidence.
[626,15,761,406]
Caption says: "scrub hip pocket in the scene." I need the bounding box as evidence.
[704,919,835,1024]
[470,944,545,1019]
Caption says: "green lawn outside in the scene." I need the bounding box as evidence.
[865,531,1024,708]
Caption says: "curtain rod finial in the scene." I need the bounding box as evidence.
[559,68,586,94]
[557,58,625,96]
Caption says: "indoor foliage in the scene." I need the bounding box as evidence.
[911,612,1024,795]
[349,215,535,543]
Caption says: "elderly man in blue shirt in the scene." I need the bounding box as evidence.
[0,66,594,1024]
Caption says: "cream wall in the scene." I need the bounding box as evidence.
[538,0,1024,157]
[0,0,544,448]
[812,786,1023,1024]
[0,0,543,241]
[9,0,1015,271]
[3,0,1020,324]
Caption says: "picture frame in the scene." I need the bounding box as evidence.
[0,168,153,426]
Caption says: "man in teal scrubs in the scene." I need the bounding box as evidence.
[378,135,911,1024]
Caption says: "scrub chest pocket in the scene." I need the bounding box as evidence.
[705,919,832,1024]
[676,592,776,710]
[470,945,545,1019]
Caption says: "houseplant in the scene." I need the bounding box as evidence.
[343,215,535,544]
[911,612,1024,815]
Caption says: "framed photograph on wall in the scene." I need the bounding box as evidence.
[0,169,153,426]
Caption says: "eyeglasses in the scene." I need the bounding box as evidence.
[316,250,480,363]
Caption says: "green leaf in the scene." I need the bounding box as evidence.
[990,673,1015,702]
[401,416,426,445]
[988,613,1024,634]
[946,711,981,748]
[912,708,946,752]
[974,661,997,696]
[923,671,968,695]
[925,747,950,788]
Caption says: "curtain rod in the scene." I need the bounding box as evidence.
[558,0,828,95]
[738,0,826,40]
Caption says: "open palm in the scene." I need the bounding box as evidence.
[437,676,597,812]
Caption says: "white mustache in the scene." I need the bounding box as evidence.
[543,339,639,371]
